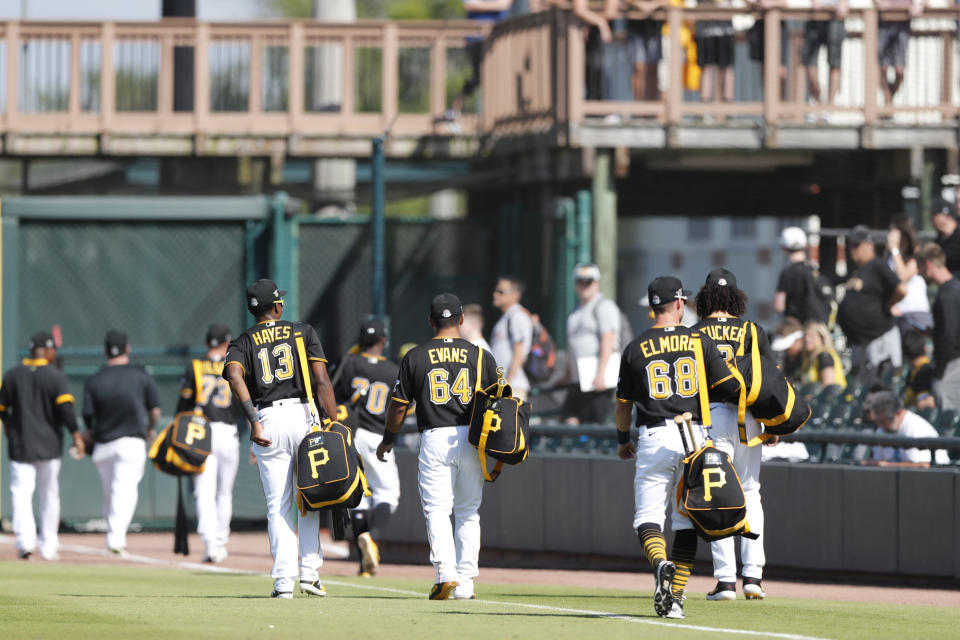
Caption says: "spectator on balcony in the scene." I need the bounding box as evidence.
[875,0,924,106]
[747,0,789,101]
[804,0,848,108]
[886,214,932,332]
[608,0,669,101]
[930,199,960,276]
[801,321,846,390]
[574,0,619,100]
[901,328,936,410]
[771,316,805,383]
[864,388,949,467]
[917,242,960,411]
[836,225,906,385]
[696,1,737,108]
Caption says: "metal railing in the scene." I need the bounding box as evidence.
[0,19,487,142]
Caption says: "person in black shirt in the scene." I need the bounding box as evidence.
[931,199,960,276]
[774,227,829,324]
[176,323,240,564]
[616,276,741,620]
[377,293,497,601]
[223,279,337,599]
[693,269,773,602]
[836,226,906,385]
[918,243,960,410]
[333,318,401,577]
[0,331,84,560]
[82,330,161,555]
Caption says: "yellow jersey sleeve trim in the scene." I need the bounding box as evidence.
[616,397,633,404]
[180,389,193,398]
[225,362,246,376]
[307,357,327,363]
[390,396,411,405]
[709,373,735,389]
[0,404,6,412]
[55,393,75,405]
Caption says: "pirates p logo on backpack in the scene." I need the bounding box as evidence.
[467,352,530,482]
[148,411,212,476]
[296,420,370,513]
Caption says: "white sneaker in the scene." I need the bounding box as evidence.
[299,580,327,597]
[665,598,685,619]
[451,583,476,600]
[706,581,736,601]
[271,590,293,599]
[653,561,676,617]
[743,578,766,600]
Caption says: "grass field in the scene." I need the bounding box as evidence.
[0,562,954,640]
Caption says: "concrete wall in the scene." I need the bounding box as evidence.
[381,451,960,579]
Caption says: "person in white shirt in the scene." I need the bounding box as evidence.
[887,215,932,331]
[461,304,493,354]
[865,389,949,467]
[490,277,534,400]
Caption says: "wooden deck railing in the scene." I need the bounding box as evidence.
[0,19,487,141]
[484,7,960,143]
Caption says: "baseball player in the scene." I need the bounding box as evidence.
[377,293,497,600]
[176,323,241,564]
[333,318,401,576]
[83,330,161,555]
[223,279,338,599]
[693,268,773,601]
[0,331,85,560]
[615,276,742,620]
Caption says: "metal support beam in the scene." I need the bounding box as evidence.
[371,137,386,318]
[575,189,591,266]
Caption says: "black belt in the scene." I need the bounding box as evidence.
[256,397,308,411]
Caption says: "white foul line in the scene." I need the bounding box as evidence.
[0,535,831,640]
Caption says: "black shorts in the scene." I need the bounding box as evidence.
[802,20,845,68]
[696,35,734,68]
[747,20,789,64]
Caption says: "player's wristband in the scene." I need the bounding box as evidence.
[242,399,259,424]
[616,429,631,445]
[381,430,397,446]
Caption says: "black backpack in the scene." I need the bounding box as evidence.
[148,412,212,476]
[674,414,759,542]
[296,421,370,513]
[521,309,557,384]
[468,348,531,482]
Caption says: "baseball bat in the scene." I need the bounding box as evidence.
[674,414,691,456]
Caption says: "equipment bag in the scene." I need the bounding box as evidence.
[673,413,759,542]
[148,412,212,476]
[468,348,531,482]
[292,329,370,514]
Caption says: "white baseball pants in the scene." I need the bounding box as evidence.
[355,427,400,512]
[193,421,240,556]
[92,436,146,552]
[418,425,483,588]
[632,423,693,532]
[707,403,765,581]
[251,399,322,593]
[10,458,61,558]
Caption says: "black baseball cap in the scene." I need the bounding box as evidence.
[846,225,873,248]
[648,276,691,307]
[206,324,232,348]
[705,267,737,289]
[359,318,388,341]
[29,330,55,350]
[430,293,463,321]
[105,329,128,358]
[246,279,286,313]
[930,199,957,219]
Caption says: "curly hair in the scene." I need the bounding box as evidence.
[695,284,748,318]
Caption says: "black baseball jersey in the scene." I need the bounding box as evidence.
[83,364,160,443]
[0,358,78,462]
[177,357,240,424]
[392,337,498,430]
[224,320,326,406]
[616,324,740,428]
[334,352,399,436]
[694,314,774,366]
